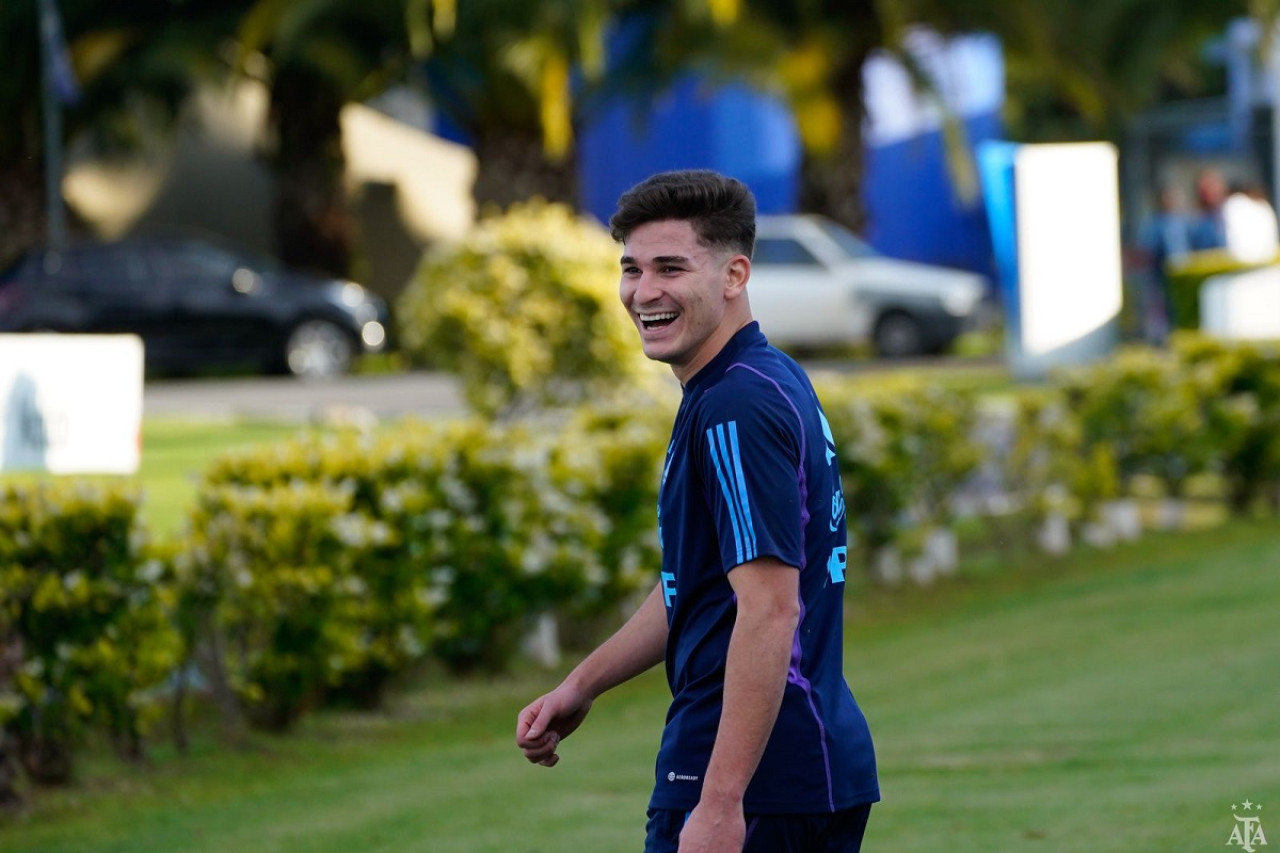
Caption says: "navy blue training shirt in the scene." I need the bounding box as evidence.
[649,322,879,814]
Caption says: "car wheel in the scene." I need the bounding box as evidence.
[283,319,356,378]
[873,311,925,358]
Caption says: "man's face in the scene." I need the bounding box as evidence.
[619,219,746,383]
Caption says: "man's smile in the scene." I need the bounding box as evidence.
[639,311,680,330]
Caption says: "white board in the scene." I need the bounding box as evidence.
[0,334,144,474]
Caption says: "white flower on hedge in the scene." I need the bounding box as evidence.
[137,559,166,584]
[398,626,424,658]
[379,483,420,514]
[331,514,368,548]
[582,561,606,587]
[521,540,552,575]
[419,586,448,608]
[62,570,85,592]
[438,474,476,512]
[425,509,453,530]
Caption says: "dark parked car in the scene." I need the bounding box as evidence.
[0,236,389,378]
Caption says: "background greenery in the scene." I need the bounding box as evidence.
[0,520,1274,852]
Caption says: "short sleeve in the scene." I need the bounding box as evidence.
[693,383,806,572]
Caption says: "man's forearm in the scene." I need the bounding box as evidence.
[564,583,668,700]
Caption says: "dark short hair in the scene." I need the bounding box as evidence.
[609,169,756,258]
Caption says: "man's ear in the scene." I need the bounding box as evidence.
[724,254,750,299]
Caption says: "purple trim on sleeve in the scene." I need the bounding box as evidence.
[787,599,836,812]
[727,361,836,810]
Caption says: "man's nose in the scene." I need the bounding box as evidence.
[632,270,663,303]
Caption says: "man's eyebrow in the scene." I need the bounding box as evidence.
[618,254,692,265]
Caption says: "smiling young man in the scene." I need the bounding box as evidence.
[516,170,879,852]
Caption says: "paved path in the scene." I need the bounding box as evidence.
[143,356,1004,423]
[143,371,468,422]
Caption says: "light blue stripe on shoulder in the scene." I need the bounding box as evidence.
[726,422,757,560]
[707,422,745,565]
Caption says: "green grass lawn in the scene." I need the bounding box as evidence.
[0,521,1276,852]
[132,419,320,536]
[1,419,316,538]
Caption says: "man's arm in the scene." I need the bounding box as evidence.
[516,582,669,766]
[679,557,800,852]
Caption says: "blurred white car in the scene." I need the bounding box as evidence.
[749,215,990,357]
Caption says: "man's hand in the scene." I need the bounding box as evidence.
[515,684,593,767]
[514,583,668,768]
[678,799,746,852]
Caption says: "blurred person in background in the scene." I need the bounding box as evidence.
[1137,183,1193,343]
[516,170,880,853]
[1189,167,1229,251]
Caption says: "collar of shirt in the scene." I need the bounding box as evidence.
[682,321,767,396]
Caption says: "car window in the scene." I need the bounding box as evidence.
[44,246,149,290]
[814,220,879,259]
[145,245,238,290]
[753,237,822,266]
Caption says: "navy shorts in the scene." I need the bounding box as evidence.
[643,803,872,853]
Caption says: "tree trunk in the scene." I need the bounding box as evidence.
[798,49,872,235]
[268,67,353,278]
[0,730,21,809]
[472,129,577,212]
[0,162,47,266]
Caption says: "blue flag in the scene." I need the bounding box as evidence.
[39,0,80,105]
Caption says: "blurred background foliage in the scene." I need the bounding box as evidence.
[1,0,1273,274]
[395,199,666,417]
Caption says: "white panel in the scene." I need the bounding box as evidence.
[1014,143,1123,356]
[1201,267,1280,340]
[864,30,1004,147]
[0,334,144,474]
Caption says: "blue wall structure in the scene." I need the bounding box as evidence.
[861,112,1001,278]
[579,76,801,225]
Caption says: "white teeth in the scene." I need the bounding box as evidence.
[640,312,678,322]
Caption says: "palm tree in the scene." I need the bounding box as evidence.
[420,0,614,208]
[0,0,245,265]
[234,0,417,277]
[909,0,1246,142]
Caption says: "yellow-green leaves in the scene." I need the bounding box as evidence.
[398,200,663,417]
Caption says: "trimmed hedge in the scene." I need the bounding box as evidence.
[196,401,670,686]
[3,334,1278,793]
[395,201,664,417]
[0,483,180,784]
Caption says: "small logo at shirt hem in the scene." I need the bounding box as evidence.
[667,771,700,783]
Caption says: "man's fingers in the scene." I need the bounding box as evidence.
[515,699,547,743]
[521,730,561,765]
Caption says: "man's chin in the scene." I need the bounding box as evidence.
[641,341,679,365]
